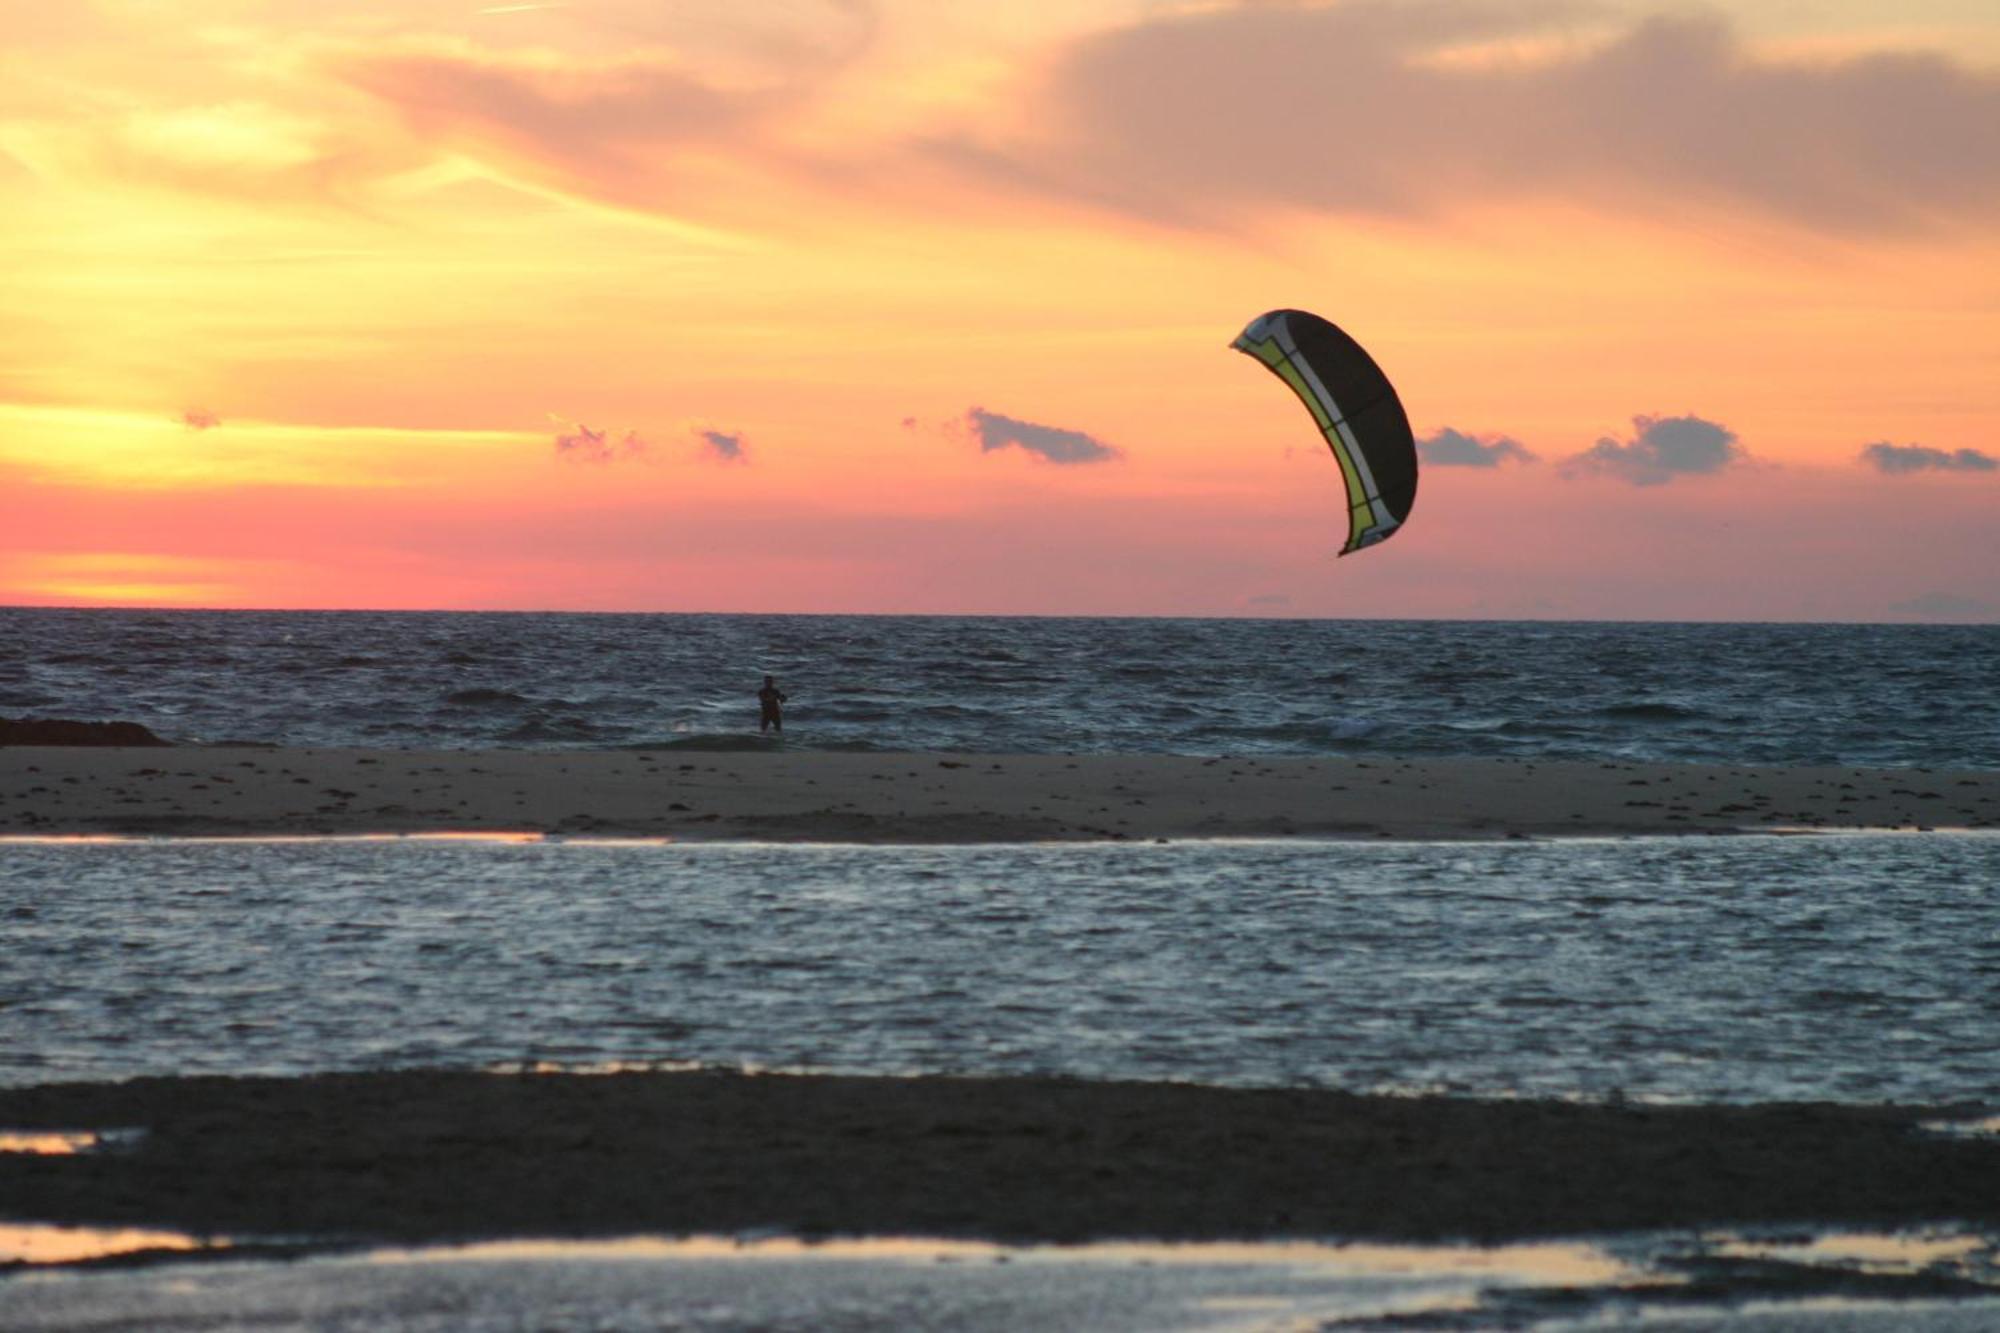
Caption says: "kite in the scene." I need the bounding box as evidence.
[1232,309,1418,555]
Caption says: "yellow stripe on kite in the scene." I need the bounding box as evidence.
[1236,336,1287,369]
[1323,426,1369,519]
[1276,361,1333,432]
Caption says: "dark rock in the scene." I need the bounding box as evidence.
[0,718,171,747]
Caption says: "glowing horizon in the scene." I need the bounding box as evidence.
[3,0,1995,621]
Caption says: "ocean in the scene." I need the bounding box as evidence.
[5,609,2000,1327]
[5,608,1996,1104]
[3,608,1996,766]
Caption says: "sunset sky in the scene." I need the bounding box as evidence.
[3,0,1995,619]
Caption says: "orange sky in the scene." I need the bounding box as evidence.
[2,0,1996,619]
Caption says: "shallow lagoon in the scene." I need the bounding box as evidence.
[4,1228,1999,1331]
[5,834,1996,1104]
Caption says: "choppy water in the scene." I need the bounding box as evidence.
[5,835,1996,1104]
[3,608,1996,766]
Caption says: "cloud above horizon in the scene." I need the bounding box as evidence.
[965,407,1121,465]
[78,3,1985,244]
[325,20,863,218]
[1418,427,1535,467]
[180,408,220,431]
[1860,442,1997,474]
[696,426,747,463]
[1559,414,1744,486]
[937,4,2000,234]
[552,419,647,463]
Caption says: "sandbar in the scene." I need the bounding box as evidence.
[1,747,1994,841]
[2,1069,1996,1249]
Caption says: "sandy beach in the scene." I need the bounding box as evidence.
[2,746,1995,840]
[4,1069,1997,1249]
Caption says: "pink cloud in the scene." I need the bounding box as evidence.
[326,39,840,212]
[935,5,2000,234]
[338,50,760,162]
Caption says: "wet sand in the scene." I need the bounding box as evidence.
[3,1070,1997,1249]
[2,747,1995,840]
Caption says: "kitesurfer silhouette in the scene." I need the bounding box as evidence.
[758,675,787,733]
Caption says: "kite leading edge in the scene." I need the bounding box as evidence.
[1232,309,1418,556]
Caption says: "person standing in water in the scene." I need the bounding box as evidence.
[757,675,787,734]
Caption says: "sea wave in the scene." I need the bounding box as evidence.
[445,688,529,707]
[498,715,605,743]
[1595,702,1703,722]
[3,610,1994,766]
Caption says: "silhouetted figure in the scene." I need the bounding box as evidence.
[758,675,787,734]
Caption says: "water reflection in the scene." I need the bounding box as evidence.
[7,1228,1996,1331]
[0,1223,214,1264]
[381,1233,1640,1286]
[0,1128,143,1156]
[1713,1229,1994,1275]
[0,1132,95,1156]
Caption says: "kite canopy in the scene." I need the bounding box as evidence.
[1232,309,1418,555]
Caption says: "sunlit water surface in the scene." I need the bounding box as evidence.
[3,1228,1998,1331]
[5,835,1996,1103]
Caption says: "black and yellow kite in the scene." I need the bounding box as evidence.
[1233,309,1418,555]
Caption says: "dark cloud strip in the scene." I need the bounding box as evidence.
[553,422,648,463]
[554,422,611,461]
[967,407,1121,464]
[697,427,748,463]
[1418,427,1535,467]
[1861,442,1997,474]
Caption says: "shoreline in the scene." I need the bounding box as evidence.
[3,1069,1997,1252]
[3,747,1995,842]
